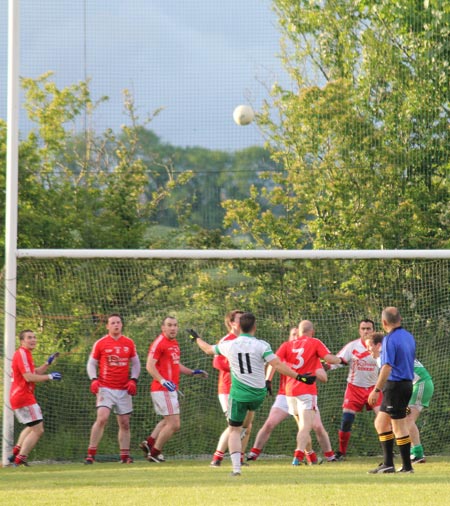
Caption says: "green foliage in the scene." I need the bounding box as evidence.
[223,0,450,249]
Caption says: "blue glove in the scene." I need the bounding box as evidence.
[47,352,60,365]
[161,379,177,392]
[49,372,62,381]
[192,369,208,378]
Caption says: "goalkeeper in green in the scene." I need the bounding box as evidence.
[188,312,316,477]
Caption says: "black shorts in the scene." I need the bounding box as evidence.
[380,380,413,419]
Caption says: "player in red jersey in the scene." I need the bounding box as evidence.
[140,316,208,462]
[85,313,141,464]
[247,327,338,464]
[210,310,254,467]
[279,320,343,465]
[329,319,381,460]
[9,329,62,466]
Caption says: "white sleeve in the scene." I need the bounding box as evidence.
[87,357,98,380]
[130,354,141,379]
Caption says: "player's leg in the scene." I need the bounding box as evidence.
[368,410,396,473]
[147,390,180,462]
[9,426,32,462]
[150,414,181,461]
[210,393,229,466]
[312,409,336,462]
[337,409,355,458]
[86,406,111,463]
[140,418,166,457]
[292,403,316,465]
[409,380,433,463]
[210,426,230,466]
[247,402,289,461]
[117,413,132,463]
[240,410,254,464]
[228,424,244,475]
[14,421,44,465]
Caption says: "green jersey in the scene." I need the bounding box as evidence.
[413,358,432,384]
[214,333,276,402]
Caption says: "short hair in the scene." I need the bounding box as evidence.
[239,312,256,333]
[370,332,384,345]
[162,315,177,326]
[382,307,401,325]
[359,318,375,329]
[224,310,244,330]
[107,313,122,323]
[19,329,34,341]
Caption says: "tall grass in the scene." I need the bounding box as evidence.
[1,458,449,506]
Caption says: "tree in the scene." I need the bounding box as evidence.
[223,0,450,249]
[0,73,193,260]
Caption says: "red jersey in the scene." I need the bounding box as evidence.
[10,346,37,409]
[213,332,237,395]
[148,334,181,392]
[91,334,137,389]
[278,336,331,396]
[273,342,288,395]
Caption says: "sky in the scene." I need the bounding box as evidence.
[0,0,291,151]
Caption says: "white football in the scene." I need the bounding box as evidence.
[233,105,255,126]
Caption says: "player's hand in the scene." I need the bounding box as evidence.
[90,379,100,394]
[265,379,273,396]
[320,359,331,371]
[192,369,208,378]
[47,352,60,365]
[296,373,316,385]
[187,329,199,342]
[48,372,62,381]
[161,379,177,392]
[127,378,138,396]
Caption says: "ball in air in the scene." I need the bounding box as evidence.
[233,105,255,126]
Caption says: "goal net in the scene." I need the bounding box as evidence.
[2,252,450,462]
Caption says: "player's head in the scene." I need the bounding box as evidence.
[239,312,256,334]
[289,327,299,341]
[225,310,244,332]
[106,313,123,336]
[358,318,375,338]
[19,329,37,349]
[365,331,384,358]
[381,307,401,331]
[161,316,179,339]
[298,320,314,337]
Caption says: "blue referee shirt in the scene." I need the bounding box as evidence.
[380,327,416,381]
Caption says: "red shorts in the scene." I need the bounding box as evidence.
[342,383,382,412]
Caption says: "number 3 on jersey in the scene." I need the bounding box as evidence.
[290,346,305,370]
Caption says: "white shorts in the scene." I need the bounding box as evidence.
[287,394,318,416]
[151,390,180,416]
[218,393,229,415]
[271,394,289,414]
[97,387,132,415]
[14,403,43,425]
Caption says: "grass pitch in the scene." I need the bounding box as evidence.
[1,457,450,506]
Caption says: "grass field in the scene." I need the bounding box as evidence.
[1,457,450,506]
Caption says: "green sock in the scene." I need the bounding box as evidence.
[411,444,424,458]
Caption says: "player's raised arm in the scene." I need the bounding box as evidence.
[187,329,215,355]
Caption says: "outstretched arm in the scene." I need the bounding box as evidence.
[187,329,215,355]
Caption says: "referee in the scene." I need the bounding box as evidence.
[368,307,416,474]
